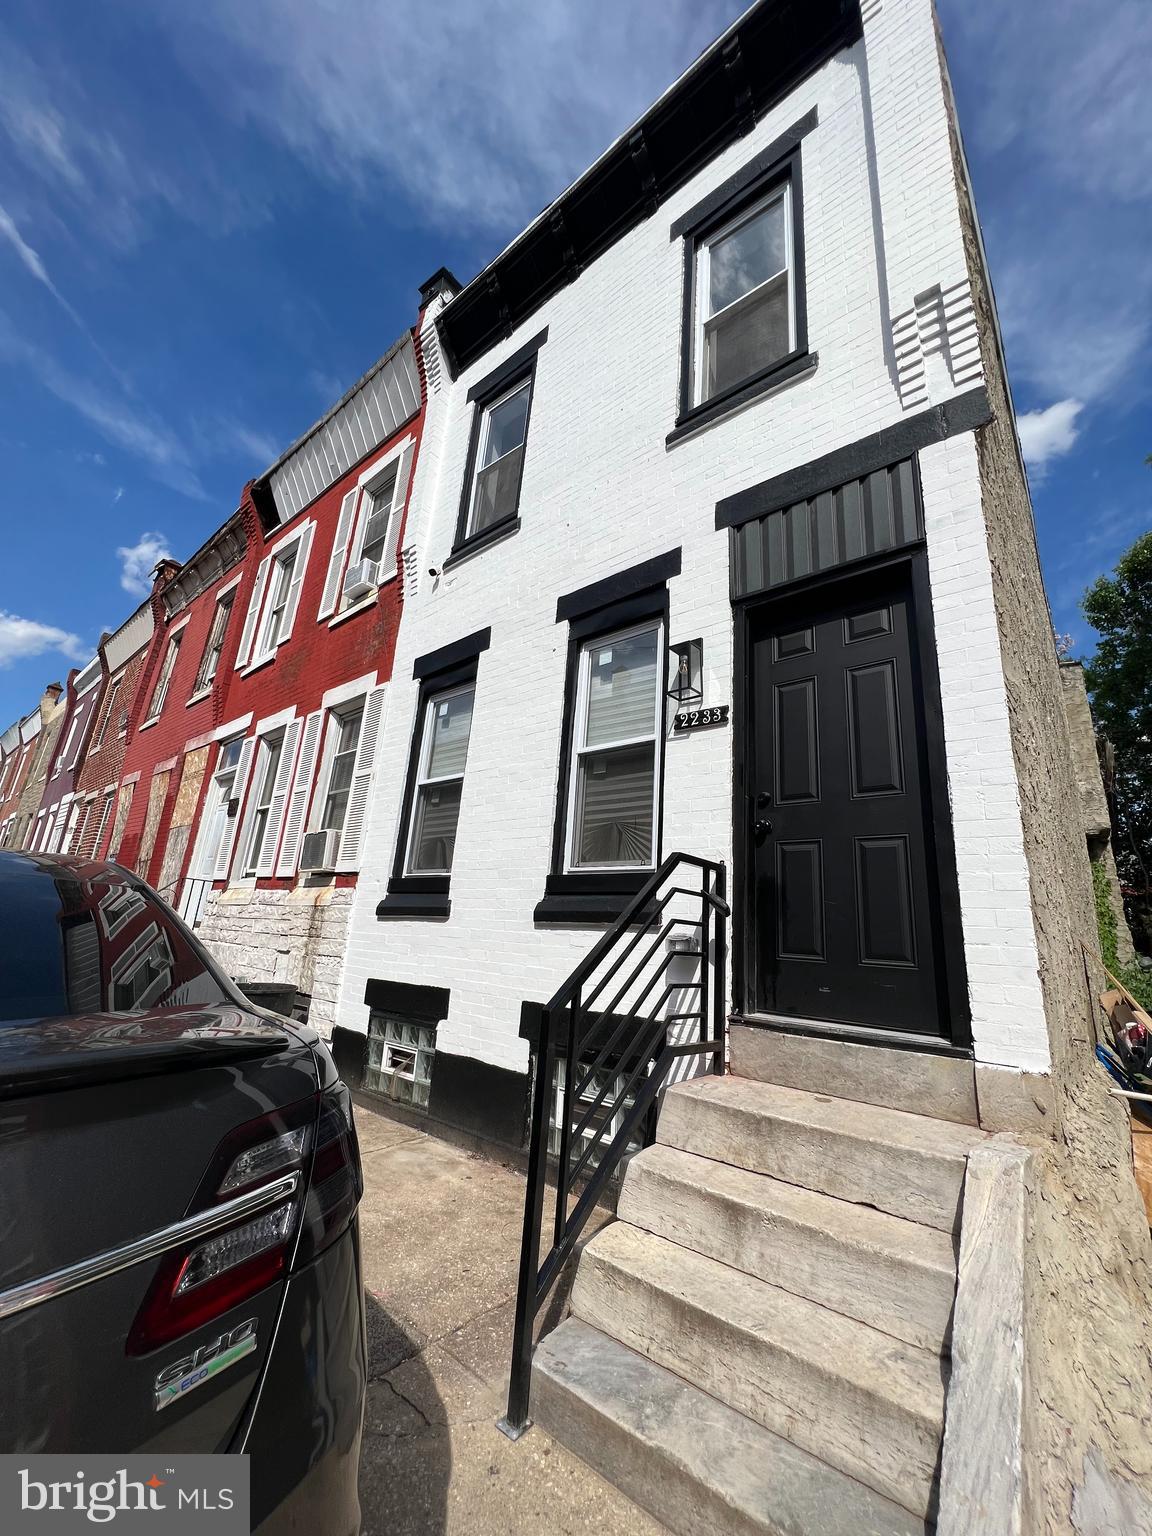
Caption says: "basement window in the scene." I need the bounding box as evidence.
[366,1013,435,1109]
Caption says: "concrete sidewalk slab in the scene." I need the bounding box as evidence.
[354,1100,667,1536]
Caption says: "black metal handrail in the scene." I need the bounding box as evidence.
[497,852,728,1438]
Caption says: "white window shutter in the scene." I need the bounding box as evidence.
[317,490,360,620]
[337,685,387,869]
[236,558,271,669]
[214,737,255,880]
[256,718,301,876]
[381,446,414,584]
[279,523,314,643]
[277,710,323,876]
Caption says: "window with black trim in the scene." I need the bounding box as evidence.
[674,143,810,437]
[536,556,675,926]
[448,330,547,565]
[378,627,491,920]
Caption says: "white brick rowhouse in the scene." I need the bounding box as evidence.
[332,0,1065,1145]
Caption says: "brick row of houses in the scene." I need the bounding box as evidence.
[1,322,428,1033]
[0,0,1114,1151]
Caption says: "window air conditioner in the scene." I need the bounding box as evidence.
[300,828,341,872]
[342,559,378,603]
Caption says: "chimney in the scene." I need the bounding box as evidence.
[418,267,462,308]
[41,682,63,708]
[151,557,183,593]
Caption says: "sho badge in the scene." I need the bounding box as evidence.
[154,1319,258,1412]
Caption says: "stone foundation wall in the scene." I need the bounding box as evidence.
[197,883,354,1036]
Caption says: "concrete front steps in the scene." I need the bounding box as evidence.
[533,1036,988,1535]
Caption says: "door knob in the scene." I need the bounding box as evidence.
[754,819,773,836]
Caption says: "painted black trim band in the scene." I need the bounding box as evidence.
[669,108,819,239]
[668,350,817,446]
[412,627,492,680]
[376,891,452,920]
[364,978,450,1021]
[442,516,520,571]
[466,329,549,403]
[555,549,682,624]
[715,387,994,530]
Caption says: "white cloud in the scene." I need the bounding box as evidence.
[0,611,87,670]
[117,531,173,597]
[1016,399,1083,474]
[111,485,124,504]
[151,0,743,233]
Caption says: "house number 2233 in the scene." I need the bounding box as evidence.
[673,705,729,732]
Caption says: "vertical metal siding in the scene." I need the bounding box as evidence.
[732,457,922,600]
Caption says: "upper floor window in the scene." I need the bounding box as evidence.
[449,330,546,562]
[236,522,314,671]
[695,185,793,406]
[467,380,531,540]
[193,591,235,695]
[145,632,183,723]
[316,448,412,624]
[565,623,662,871]
[405,686,475,875]
[90,676,123,751]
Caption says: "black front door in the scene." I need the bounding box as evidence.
[745,562,950,1038]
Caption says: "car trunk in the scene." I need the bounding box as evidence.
[0,1005,320,1454]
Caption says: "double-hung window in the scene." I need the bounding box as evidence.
[694,186,794,405]
[566,624,662,871]
[145,633,182,723]
[672,131,810,435]
[405,687,474,875]
[319,706,363,835]
[243,733,284,876]
[257,553,295,659]
[90,676,123,751]
[193,592,234,695]
[357,468,399,576]
[450,330,546,560]
[466,381,531,540]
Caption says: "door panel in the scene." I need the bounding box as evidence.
[747,564,949,1037]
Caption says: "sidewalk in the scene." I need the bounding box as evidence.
[354,1098,667,1536]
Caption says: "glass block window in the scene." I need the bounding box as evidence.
[549,1058,643,1172]
[365,1013,435,1109]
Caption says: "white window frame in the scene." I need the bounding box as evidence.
[239,521,315,671]
[254,551,296,662]
[144,625,186,724]
[564,620,664,875]
[90,675,124,754]
[241,730,286,877]
[403,683,475,877]
[693,182,794,407]
[309,702,365,838]
[193,737,245,880]
[465,376,533,541]
[324,438,413,621]
[191,583,238,698]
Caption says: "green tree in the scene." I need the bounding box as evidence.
[1082,530,1152,949]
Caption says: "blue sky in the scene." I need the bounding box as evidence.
[0,0,1148,725]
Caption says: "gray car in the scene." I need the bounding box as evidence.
[0,851,366,1534]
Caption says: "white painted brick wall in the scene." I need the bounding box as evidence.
[335,5,1050,1078]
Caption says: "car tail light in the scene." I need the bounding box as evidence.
[296,1082,362,1265]
[126,1085,363,1355]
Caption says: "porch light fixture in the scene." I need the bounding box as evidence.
[668,639,703,707]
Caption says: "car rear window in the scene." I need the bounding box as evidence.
[0,856,232,1022]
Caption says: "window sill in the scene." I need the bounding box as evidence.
[328,591,381,629]
[377,890,452,920]
[443,516,521,570]
[137,716,160,732]
[186,688,213,707]
[533,871,651,926]
[667,349,818,447]
[240,651,278,678]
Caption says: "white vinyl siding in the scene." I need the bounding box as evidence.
[695,183,794,405]
[565,623,662,871]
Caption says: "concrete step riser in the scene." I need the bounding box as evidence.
[573,1237,944,1518]
[534,1320,928,1536]
[619,1151,956,1354]
[658,1088,969,1232]
[730,1025,979,1126]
